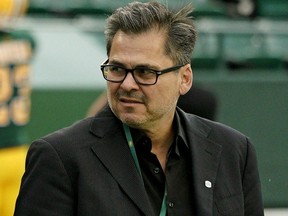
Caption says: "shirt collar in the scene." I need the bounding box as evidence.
[172,110,189,157]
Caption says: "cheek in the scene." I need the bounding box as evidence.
[106,85,118,104]
[150,85,179,107]
[161,78,181,97]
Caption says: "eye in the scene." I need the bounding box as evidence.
[135,68,156,77]
[109,66,125,73]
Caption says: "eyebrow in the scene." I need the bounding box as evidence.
[108,59,160,70]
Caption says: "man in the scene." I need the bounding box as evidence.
[0,1,35,216]
[14,1,264,215]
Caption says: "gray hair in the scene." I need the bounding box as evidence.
[105,1,197,65]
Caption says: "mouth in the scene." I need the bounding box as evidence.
[119,97,143,104]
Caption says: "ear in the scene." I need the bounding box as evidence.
[179,64,193,95]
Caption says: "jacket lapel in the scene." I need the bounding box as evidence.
[179,109,222,216]
[89,110,154,216]
[189,134,222,216]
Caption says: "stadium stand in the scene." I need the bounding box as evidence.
[256,0,288,18]
[191,32,220,69]
[27,0,228,17]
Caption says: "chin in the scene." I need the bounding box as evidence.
[111,105,147,127]
[119,114,146,129]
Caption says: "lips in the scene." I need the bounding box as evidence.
[119,97,143,104]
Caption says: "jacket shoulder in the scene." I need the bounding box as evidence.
[39,117,95,149]
[179,110,250,151]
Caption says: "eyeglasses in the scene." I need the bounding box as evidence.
[100,60,184,86]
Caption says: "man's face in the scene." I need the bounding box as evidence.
[106,29,192,130]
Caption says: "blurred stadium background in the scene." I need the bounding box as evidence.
[13,0,287,214]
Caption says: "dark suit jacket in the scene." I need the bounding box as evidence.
[14,107,264,216]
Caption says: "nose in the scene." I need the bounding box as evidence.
[120,71,139,90]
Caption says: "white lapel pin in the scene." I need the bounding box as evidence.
[205,180,212,188]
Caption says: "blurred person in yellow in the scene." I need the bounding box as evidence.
[0,0,35,215]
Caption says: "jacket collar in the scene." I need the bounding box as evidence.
[89,106,222,216]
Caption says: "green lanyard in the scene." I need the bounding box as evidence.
[123,124,167,216]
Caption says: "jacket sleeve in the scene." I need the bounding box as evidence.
[14,139,75,216]
[243,138,264,216]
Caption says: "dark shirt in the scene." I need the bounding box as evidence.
[132,113,195,216]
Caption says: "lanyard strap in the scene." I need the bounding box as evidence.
[123,124,167,216]
[123,123,143,181]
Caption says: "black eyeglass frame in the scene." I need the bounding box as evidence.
[100,59,184,86]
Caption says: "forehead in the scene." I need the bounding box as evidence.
[109,30,172,67]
